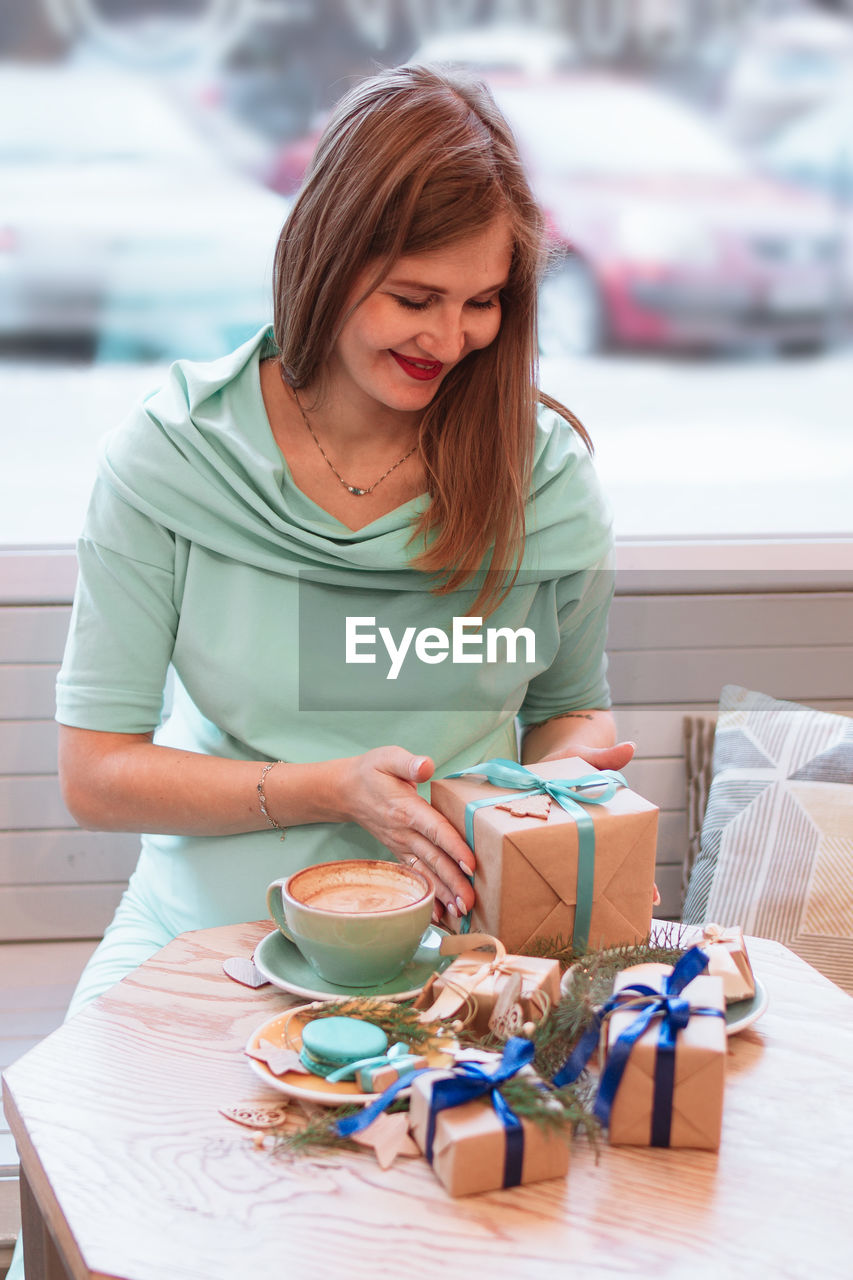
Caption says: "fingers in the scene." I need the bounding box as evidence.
[344,747,476,920]
[369,745,476,874]
[402,826,474,920]
[407,754,435,785]
[606,740,636,770]
[541,741,635,772]
[373,746,435,785]
[587,742,635,770]
[402,855,454,926]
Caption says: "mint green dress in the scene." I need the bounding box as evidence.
[55,325,614,1012]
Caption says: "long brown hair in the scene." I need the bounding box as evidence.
[273,64,590,613]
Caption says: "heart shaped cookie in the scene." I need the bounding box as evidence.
[223,956,269,988]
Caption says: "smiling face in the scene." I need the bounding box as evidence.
[324,216,514,425]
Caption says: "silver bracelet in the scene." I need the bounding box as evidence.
[257,761,286,840]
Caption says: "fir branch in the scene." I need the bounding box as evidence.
[498,1076,598,1144]
[272,1107,355,1156]
[520,922,689,971]
[271,1099,410,1158]
[518,929,689,1078]
[554,935,686,1046]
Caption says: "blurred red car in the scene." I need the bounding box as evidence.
[496,76,842,355]
[267,73,842,357]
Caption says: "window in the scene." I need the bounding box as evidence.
[2,5,851,578]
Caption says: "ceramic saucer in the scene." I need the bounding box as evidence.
[252,923,452,1001]
[245,1003,455,1105]
[725,975,769,1036]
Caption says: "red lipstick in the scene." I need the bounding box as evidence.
[390,351,442,381]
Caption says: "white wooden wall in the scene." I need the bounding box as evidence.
[1,586,851,941]
[0,605,138,942]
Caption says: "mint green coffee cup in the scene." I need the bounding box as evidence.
[266,859,434,987]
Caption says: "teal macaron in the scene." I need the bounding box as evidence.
[299,1016,388,1078]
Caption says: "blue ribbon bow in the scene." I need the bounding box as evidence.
[336,1037,536,1187]
[552,946,724,1146]
[445,758,627,953]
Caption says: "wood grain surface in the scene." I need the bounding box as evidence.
[4,923,853,1280]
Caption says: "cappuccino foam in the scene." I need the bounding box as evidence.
[301,882,421,913]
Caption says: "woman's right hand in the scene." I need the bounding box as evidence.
[57,729,477,924]
[334,747,476,924]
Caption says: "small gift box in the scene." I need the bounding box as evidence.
[552,948,726,1150]
[407,1042,570,1197]
[430,756,658,953]
[414,933,561,1036]
[357,1055,428,1093]
[700,923,756,1004]
[604,952,726,1150]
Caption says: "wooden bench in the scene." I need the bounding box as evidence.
[2,575,852,1275]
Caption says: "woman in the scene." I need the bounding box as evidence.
[6,63,634,1280]
[54,63,632,1015]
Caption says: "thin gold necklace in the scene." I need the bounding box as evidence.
[289,382,419,497]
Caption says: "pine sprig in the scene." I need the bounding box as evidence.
[498,1076,600,1149]
[520,922,689,972]
[272,1099,411,1157]
[503,928,689,1078]
[554,934,686,1049]
[272,1106,356,1156]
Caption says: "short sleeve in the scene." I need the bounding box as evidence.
[56,480,179,733]
[517,550,614,726]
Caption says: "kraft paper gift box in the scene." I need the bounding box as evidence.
[605,962,726,1150]
[415,934,561,1035]
[430,756,659,954]
[699,923,756,1003]
[408,1067,570,1197]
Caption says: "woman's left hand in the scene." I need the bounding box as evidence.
[531,740,635,773]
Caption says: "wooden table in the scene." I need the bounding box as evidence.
[4,922,853,1280]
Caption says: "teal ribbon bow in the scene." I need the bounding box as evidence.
[445,758,627,954]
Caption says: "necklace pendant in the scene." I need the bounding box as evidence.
[289,383,415,500]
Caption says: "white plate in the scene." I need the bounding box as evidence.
[725,975,769,1036]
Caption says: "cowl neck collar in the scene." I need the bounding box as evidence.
[99,326,610,590]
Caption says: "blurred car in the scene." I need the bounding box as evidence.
[227,65,845,359]
[759,92,853,206]
[0,65,290,361]
[758,92,853,324]
[267,25,580,197]
[410,24,578,77]
[493,76,842,355]
[722,13,853,146]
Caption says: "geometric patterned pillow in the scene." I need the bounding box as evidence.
[682,684,853,994]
